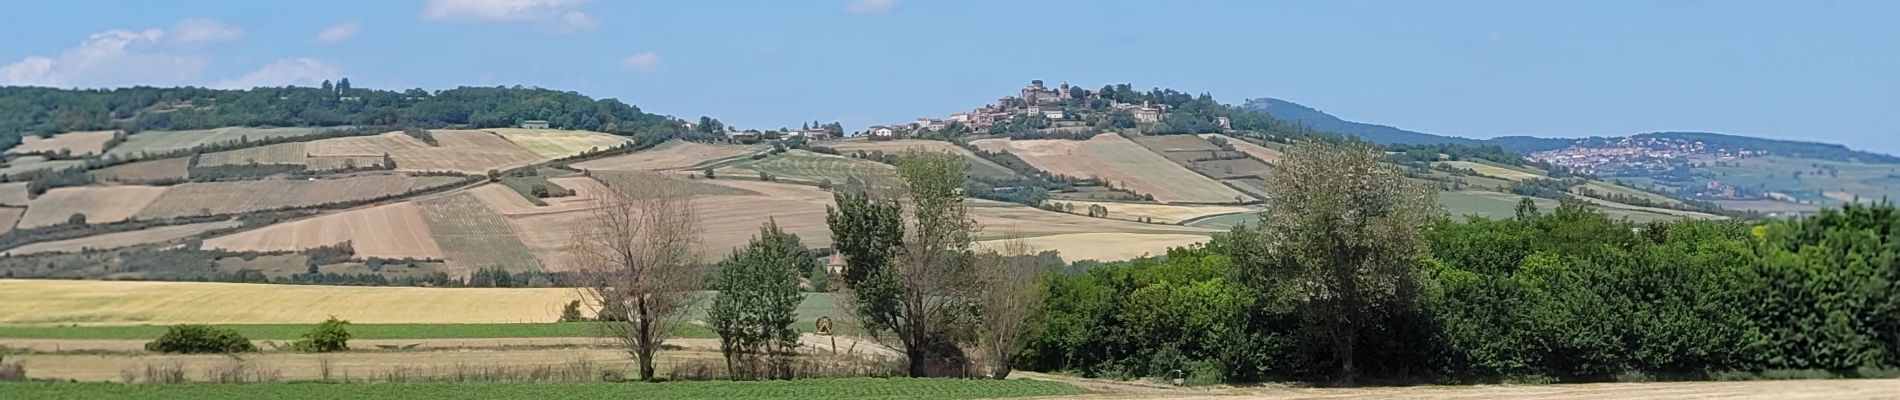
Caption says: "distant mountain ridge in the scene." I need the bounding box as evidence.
[1241,98,1480,146]
[1244,97,1894,162]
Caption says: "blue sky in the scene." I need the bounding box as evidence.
[3,0,1896,153]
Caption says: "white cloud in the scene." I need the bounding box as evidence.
[620,52,660,72]
[314,21,362,44]
[421,0,599,32]
[844,0,898,15]
[215,58,343,89]
[0,20,233,87]
[168,19,243,44]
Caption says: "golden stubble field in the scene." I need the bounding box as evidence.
[6,220,242,256]
[485,128,631,159]
[0,280,578,325]
[202,202,446,260]
[572,140,760,171]
[18,185,169,229]
[6,130,116,157]
[308,131,545,173]
[973,133,1247,203]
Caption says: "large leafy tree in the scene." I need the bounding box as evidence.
[826,151,982,377]
[1238,139,1438,382]
[707,219,808,379]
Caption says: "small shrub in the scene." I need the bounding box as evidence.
[0,355,24,381]
[287,316,351,353]
[122,362,186,383]
[146,325,256,354]
[559,300,587,322]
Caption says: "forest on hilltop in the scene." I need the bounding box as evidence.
[0,83,701,151]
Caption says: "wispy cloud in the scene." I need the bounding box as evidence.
[168,18,243,44]
[0,19,241,87]
[314,21,362,45]
[620,52,661,72]
[421,0,599,33]
[844,0,898,15]
[216,58,343,89]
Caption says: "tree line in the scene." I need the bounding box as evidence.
[1020,140,1900,384]
[0,84,706,152]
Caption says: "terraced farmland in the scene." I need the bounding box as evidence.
[0,279,577,324]
[104,127,327,159]
[486,128,630,159]
[829,139,1015,179]
[0,207,23,234]
[86,157,190,183]
[573,140,760,171]
[417,192,544,274]
[0,183,27,206]
[0,156,85,176]
[6,130,116,157]
[197,142,307,166]
[135,174,464,219]
[18,186,169,229]
[973,133,1248,203]
[4,220,241,256]
[201,202,446,260]
[309,131,543,173]
[719,150,895,185]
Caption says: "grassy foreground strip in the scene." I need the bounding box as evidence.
[0,323,616,341]
[0,378,1080,400]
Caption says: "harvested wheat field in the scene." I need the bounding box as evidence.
[1438,160,1544,181]
[202,202,445,260]
[197,142,307,166]
[4,220,241,256]
[719,150,896,185]
[1045,200,1253,224]
[830,139,1015,179]
[489,176,825,269]
[86,157,190,183]
[9,348,675,383]
[969,199,1219,238]
[104,127,325,159]
[309,131,544,173]
[974,133,1246,203]
[0,156,86,176]
[6,131,116,156]
[18,186,169,229]
[573,140,759,171]
[417,192,543,275]
[987,232,1210,262]
[1200,133,1284,164]
[136,174,464,219]
[306,155,387,171]
[486,128,630,159]
[0,182,29,206]
[0,207,22,234]
[0,279,579,325]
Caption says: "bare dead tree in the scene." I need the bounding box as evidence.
[573,175,705,381]
[975,238,1046,379]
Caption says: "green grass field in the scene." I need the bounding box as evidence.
[0,378,1079,400]
[722,151,895,185]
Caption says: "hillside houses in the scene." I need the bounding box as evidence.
[880,80,1204,137]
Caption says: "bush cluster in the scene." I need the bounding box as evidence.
[1023,202,1900,383]
[145,325,256,354]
